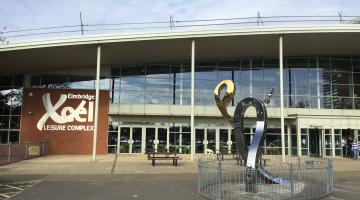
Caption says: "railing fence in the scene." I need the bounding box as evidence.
[0,141,48,165]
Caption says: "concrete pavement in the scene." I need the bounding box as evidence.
[1,155,360,199]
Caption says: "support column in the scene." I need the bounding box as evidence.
[331,128,335,157]
[297,119,302,156]
[287,125,291,156]
[129,127,133,153]
[154,128,159,152]
[279,35,286,162]
[166,127,170,150]
[191,39,195,161]
[141,128,146,154]
[215,128,220,153]
[92,45,101,162]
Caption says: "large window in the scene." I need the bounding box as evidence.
[31,56,360,110]
[0,75,23,144]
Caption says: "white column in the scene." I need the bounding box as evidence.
[190,39,195,161]
[297,120,302,156]
[155,128,159,152]
[316,58,321,108]
[117,128,120,154]
[228,128,232,154]
[331,128,335,157]
[287,125,291,156]
[215,128,220,153]
[92,45,101,162]
[166,127,170,150]
[279,35,286,162]
[141,128,146,154]
[129,127,133,153]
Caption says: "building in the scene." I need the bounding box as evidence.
[1,24,360,158]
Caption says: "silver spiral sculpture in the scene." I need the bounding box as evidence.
[214,80,277,192]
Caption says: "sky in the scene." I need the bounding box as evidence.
[0,0,360,41]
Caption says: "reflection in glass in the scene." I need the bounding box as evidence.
[207,129,216,152]
[120,128,130,153]
[146,128,155,150]
[219,129,228,153]
[157,128,167,152]
[196,129,205,153]
[132,128,142,153]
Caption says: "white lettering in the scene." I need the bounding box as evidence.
[36,93,95,131]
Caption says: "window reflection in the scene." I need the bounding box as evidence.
[25,56,360,110]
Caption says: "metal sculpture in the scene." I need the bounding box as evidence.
[214,80,276,192]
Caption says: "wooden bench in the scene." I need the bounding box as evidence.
[216,152,269,167]
[148,151,180,166]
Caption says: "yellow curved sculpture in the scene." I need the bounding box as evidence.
[214,80,235,125]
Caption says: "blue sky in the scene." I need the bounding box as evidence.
[0,0,359,41]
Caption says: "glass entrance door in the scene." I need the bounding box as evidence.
[119,127,130,153]
[157,128,167,152]
[115,126,143,154]
[132,127,142,153]
[195,129,205,153]
[146,128,155,151]
[309,128,322,157]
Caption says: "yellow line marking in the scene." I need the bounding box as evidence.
[4,184,23,191]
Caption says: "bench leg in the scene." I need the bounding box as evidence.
[174,159,177,166]
[152,159,155,166]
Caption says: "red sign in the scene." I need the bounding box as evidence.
[20,88,109,154]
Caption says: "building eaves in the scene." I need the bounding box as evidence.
[1,24,360,52]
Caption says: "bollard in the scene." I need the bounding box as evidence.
[24,143,28,160]
[217,160,223,200]
[7,144,11,163]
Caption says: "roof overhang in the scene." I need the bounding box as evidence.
[1,25,360,76]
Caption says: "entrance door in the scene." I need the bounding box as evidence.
[309,129,322,157]
[195,129,205,153]
[157,128,168,152]
[207,129,216,152]
[119,127,130,153]
[146,128,155,151]
[117,126,143,154]
[132,127,142,153]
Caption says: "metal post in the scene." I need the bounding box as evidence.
[191,39,195,161]
[92,45,101,162]
[198,161,201,193]
[290,163,294,199]
[24,143,28,160]
[218,160,223,200]
[327,159,333,194]
[7,144,10,163]
[279,35,286,162]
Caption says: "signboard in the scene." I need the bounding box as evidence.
[20,88,109,154]
[28,146,40,156]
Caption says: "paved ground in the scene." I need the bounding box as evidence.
[0,155,359,199]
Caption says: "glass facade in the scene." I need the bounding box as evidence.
[29,56,360,110]
[0,55,357,157]
[0,75,23,144]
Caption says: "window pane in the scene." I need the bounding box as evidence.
[146,64,170,79]
[68,75,94,89]
[120,77,145,90]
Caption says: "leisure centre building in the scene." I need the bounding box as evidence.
[1,24,360,158]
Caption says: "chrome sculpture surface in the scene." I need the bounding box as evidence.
[214,80,278,192]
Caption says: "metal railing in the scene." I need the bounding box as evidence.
[1,14,360,43]
[198,156,333,200]
[0,141,48,165]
